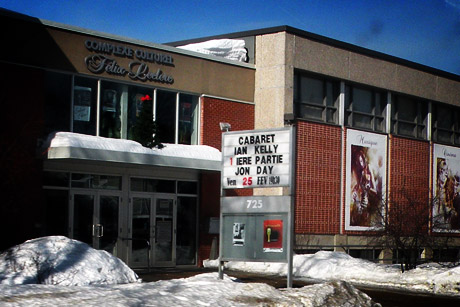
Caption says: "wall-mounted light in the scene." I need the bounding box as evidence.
[220,122,231,132]
[284,113,295,126]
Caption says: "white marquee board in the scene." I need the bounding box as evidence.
[221,127,292,189]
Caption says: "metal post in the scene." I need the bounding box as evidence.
[218,131,225,280]
[287,125,296,288]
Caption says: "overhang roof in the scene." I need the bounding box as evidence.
[44,132,222,171]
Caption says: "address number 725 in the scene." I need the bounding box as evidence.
[246,199,263,209]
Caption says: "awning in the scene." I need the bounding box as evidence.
[44,132,222,171]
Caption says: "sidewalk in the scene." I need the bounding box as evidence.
[136,267,303,289]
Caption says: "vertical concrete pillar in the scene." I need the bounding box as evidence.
[379,249,393,264]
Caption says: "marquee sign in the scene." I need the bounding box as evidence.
[219,127,295,287]
[221,127,292,189]
[83,39,174,84]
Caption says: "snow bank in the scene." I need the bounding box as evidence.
[48,132,221,161]
[177,39,248,62]
[0,273,376,306]
[204,251,460,295]
[0,236,140,286]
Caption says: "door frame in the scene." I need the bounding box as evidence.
[69,189,121,252]
[128,193,177,268]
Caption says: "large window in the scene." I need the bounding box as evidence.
[432,103,460,145]
[391,95,428,139]
[156,90,177,143]
[294,72,339,124]
[178,94,199,145]
[345,85,386,132]
[43,75,200,145]
[44,72,71,135]
[73,77,98,135]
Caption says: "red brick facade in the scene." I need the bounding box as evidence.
[294,125,433,237]
[295,121,342,234]
[200,96,255,150]
[198,96,255,265]
[388,136,431,233]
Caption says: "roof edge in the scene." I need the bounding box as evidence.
[0,8,255,69]
[167,25,460,82]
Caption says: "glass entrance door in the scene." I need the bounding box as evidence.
[71,192,120,254]
[130,197,152,267]
[154,197,176,265]
[129,195,176,267]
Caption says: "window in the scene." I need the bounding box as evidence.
[155,90,177,143]
[391,95,428,139]
[63,76,200,145]
[73,77,98,135]
[71,173,122,190]
[432,103,460,145]
[345,85,386,132]
[294,73,339,124]
[44,72,71,136]
[178,94,199,145]
[43,171,69,187]
[100,82,124,139]
[130,178,176,193]
[178,181,198,194]
[176,196,197,265]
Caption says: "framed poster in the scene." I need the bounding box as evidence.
[263,219,283,252]
[433,144,460,232]
[345,129,387,231]
[232,223,245,246]
[73,86,92,122]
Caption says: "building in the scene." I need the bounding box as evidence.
[1,8,460,267]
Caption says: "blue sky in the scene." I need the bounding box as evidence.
[2,0,460,75]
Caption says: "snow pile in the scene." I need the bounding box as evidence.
[48,132,221,161]
[0,273,376,306]
[205,251,460,295]
[178,39,248,62]
[0,236,140,286]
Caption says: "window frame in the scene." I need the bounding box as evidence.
[66,75,200,145]
[345,84,386,133]
[391,94,428,140]
[294,71,340,124]
[432,102,460,145]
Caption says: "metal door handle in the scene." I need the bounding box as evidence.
[93,224,104,237]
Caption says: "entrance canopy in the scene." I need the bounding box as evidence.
[44,132,221,171]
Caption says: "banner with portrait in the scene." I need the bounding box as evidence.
[345,129,387,231]
[433,144,460,232]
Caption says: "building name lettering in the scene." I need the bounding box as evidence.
[85,39,174,65]
[84,39,174,84]
[85,54,174,84]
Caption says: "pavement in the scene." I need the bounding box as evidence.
[136,267,297,288]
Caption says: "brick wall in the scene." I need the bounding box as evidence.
[200,96,254,150]
[198,97,255,265]
[295,121,342,234]
[198,172,221,266]
[388,136,431,233]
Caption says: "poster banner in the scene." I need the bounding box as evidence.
[263,220,283,252]
[345,129,387,231]
[232,223,245,246]
[433,144,460,232]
